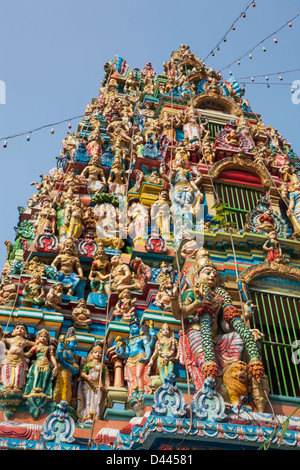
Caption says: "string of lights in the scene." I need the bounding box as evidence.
[1,114,83,147]
[235,67,300,79]
[203,0,257,62]
[218,12,300,70]
[1,12,299,149]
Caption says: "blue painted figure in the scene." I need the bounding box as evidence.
[115,316,156,398]
[53,327,79,405]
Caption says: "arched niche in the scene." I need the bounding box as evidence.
[192,93,242,117]
[238,260,300,302]
[210,156,273,190]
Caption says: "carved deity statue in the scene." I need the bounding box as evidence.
[115,317,156,398]
[51,239,84,296]
[167,248,265,391]
[77,341,110,422]
[0,322,35,393]
[149,323,178,384]
[24,328,58,399]
[53,327,79,405]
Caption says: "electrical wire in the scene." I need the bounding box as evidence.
[203,0,256,62]
[219,12,300,71]
[0,115,83,143]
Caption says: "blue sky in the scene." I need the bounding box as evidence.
[0,0,299,269]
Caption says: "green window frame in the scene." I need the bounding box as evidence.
[250,289,300,398]
[215,182,263,231]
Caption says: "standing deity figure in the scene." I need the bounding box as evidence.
[182,109,203,143]
[56,188,75,243]
[263,231,283,262]
[53,327,79,405]
[160,156,203,246]
[167,248,265,391]
[0,322,35,393]
[34,198,57,235]
[77,341,110,422]
[160,156,203,216]
[124,69,140,93]
[51,239,84,296]
[159,111,181,141]
[62,132,77,157]
[201,129,215,164]
[80,154,106,194]
[86,118,104,156]
[107,156,128,195]
[151,189,172,240]
[143,71,155,95]
[127,198,149,242]
[149,323,178,384]
[64,196,85,240]
[115,316,156,398]
[24,329,58,399]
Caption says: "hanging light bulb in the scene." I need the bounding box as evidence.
[3,140,7,148]
[267,84,270,88]
[252,1,256,7]
[279,76,283,81]
[251,77,254,82]
[51,128,55,134]
[242,12,246,18]
[26,135,30,142]
[237,60,241,66]
[265,76,269,81]
[229,70,232,76]
[291,88,295,94]
[289,22,292,27]
[232,26,236,31]
[211,52,215,57]
[262,46,266,52]
[223,38,227,43]
[217,46,220,51]
[68,122,72,129]
[274,37,278,44]
[249,53,253,59]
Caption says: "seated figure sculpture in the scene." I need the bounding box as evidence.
[51,239,84,297]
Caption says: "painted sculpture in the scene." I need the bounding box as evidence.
[51,239,84,297]
[0,322,35,393]
[53,327,79,405]
[114,316,156,399]
[149,323,178,384]
[167,248,265,390]
[77,341,110,423]
[24,329,58,400]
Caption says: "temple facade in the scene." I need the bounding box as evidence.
[0,45,300,451]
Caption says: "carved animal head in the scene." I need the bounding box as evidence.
[222,361,249,405]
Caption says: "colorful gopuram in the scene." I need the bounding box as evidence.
[1,44,300,451]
